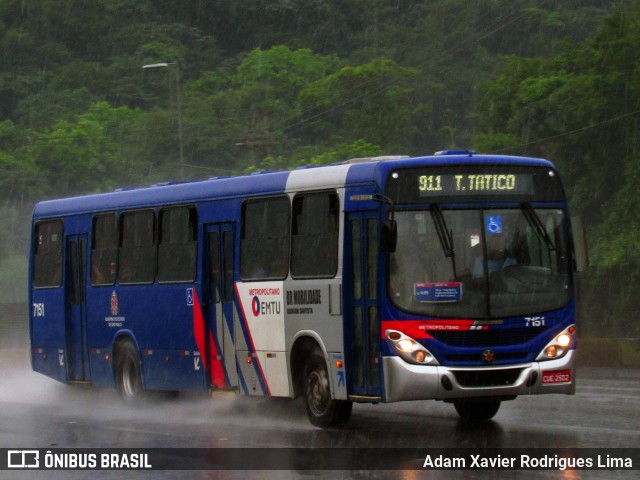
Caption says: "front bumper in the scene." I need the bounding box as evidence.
[383,349,576,402]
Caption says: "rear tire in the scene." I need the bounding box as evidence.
[303,353,352,428]
[114,341,145,404]
[454,398,501,422]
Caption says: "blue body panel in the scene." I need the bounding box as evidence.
[29,153,575,400]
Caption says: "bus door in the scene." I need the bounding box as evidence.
[345,212,382,400]
[66,234,89,382]
[204,223,238,389]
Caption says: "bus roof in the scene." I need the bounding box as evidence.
[33,153,555,219]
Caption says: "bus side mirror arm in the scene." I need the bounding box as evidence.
[572,216,589,272]
[381,220,397,253]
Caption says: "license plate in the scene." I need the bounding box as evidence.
[542,369,572,384]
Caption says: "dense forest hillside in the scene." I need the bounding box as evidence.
[0,0,637,335]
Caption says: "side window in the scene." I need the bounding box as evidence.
[240,196,290,280]
[119,210,156,284]
[291,192,339,278]
[208,231,221,303]
[158,207,198,283]
[223,231,234,301]
[208,229,234,303]
[33,220,63,288]
[91,214,118,286]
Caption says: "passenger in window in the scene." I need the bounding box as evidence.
[472,232,517,278]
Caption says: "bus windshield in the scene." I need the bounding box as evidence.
[388,207,571,318]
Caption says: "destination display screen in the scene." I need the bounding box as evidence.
[417,173,534,196]
[386,165,565,203]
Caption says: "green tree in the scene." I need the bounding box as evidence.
[298,59,421,152]
[184,45,341,172]
[0,120,41,202]
[30,102,143,196]
[476,2,640,229]
[308,139,383,165]
[233,46,340,163]
[474,2,640,335]
[248,139,383,173]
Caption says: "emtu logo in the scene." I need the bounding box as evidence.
[8,450,39,468]
[251,296,261,317]
[246,286,282,318]
[250,295,282,317]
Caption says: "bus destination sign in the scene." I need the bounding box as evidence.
[386,165,564,203]
[418,173,532,195]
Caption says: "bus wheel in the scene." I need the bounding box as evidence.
[303,354,352,428]
[114,341,144,404]
[453,399,501,422]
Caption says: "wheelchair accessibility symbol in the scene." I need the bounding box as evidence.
[486,216,503,234]
[186,288,194,306]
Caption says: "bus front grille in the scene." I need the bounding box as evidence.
[452,368,523,388]
[430,326,546,347]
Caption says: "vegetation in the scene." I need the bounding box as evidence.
[0,0,637,335]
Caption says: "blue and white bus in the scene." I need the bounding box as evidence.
[29,151,586,427]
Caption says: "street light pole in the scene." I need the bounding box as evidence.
[142,62,185,180]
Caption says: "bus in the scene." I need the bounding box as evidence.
[29,151,587,427]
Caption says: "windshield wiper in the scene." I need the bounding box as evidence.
[430,204,457,278]
[521,202,556,252]
[430,204,455,258]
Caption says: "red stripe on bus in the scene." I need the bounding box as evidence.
[192,288,225,388]
[380,319,475,339]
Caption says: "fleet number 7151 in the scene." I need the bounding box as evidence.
[32,303,45,317]
[525,316,545,327]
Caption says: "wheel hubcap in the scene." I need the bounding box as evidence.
[307,370,329,415]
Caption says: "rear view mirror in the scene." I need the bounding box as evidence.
[571,216,588,272]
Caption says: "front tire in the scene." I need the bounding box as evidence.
[453,398,501,422]
[303,353,352,428]
[114,340,145,404]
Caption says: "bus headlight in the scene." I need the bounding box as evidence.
[385,330,439,365]
[396,338,415,352]
[536,325,576,361]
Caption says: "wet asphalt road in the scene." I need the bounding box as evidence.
[1,346,639,479]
